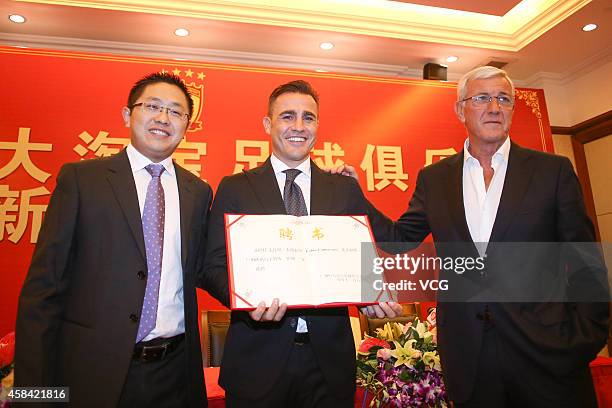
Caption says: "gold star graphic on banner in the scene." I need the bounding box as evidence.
[185,69,193,77]
[172,68,181,76]
[197,72,205,80]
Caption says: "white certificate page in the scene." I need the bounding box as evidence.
[225,214,387,309]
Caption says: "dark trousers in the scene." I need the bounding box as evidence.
[456,328,597,408]
[226,341,353,408]
[117,337,188,408]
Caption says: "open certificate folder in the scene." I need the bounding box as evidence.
[225,214,393,310]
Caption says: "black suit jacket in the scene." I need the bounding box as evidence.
[380,142,609,402]
[15,149,213,408]
[203,158,394,400]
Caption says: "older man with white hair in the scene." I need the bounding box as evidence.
[396,66,608,407]
[344,66,609,407]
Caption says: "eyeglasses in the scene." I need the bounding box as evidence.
[459,94,514,109]
[130,102,190,121]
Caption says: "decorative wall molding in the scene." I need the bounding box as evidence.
[551,110,612,143]
[520,46,612,87]
[16,0,591,51]
[551,110,612,242]
[0,32,464,80]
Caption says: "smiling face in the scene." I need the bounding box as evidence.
[122,82,189,163]
[263,92,318,168]
[455,75,514,150]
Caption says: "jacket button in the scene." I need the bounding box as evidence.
[289,318,297,328]
[137,270,146,280]
[129,314,139,322]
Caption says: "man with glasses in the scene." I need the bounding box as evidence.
[341,66,608,407]
[15,72,223,407]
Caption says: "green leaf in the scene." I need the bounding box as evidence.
[357,360,377,374]
[398,371,410,382]
[0,363,13,380]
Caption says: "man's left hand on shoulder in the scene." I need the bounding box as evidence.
[323,163,359,180]
[361,301,403,318]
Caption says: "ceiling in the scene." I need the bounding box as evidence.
[0,0,610,83]
[389,0,521,16]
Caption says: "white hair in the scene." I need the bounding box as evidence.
[457,66,515,101]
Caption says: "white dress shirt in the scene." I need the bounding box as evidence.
[270,154,311,332]
[126,144,184,340]
[462,137,510,256]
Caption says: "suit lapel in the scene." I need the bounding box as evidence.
[176,164,195,269]
[244,158,286,214]
[106,149,146,262]
[309,160,334,215]
[444,152,473,243]
[489,143,533,243]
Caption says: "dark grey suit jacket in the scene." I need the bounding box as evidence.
[15,149,213,407]
[383,142,609,402]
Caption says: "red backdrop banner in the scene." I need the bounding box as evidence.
[0,47,553,337]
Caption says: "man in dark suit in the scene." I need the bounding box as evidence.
[203,80,402,408]
[15,72,222,407]
[356,66,609,407]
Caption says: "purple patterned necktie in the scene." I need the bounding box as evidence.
[136,163,165,342]
[283,169,308,216]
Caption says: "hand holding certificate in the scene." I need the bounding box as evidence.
[225,214,392,309]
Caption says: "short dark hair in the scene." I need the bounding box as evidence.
[127,72,194,118]
[268,80,319,115]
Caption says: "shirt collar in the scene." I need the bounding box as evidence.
[463,136,510,166]
[270,154,311,179]
[126,144,175,176]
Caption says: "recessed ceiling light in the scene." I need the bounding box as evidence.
[446,56,459,63]
[582,23,597,32]
[319,42,334,50]
[174,28,190,37]
[9,14,26,24]
[315,69,328,73]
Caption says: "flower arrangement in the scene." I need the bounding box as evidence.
[0,332,15,408]
[356,310,447,407]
